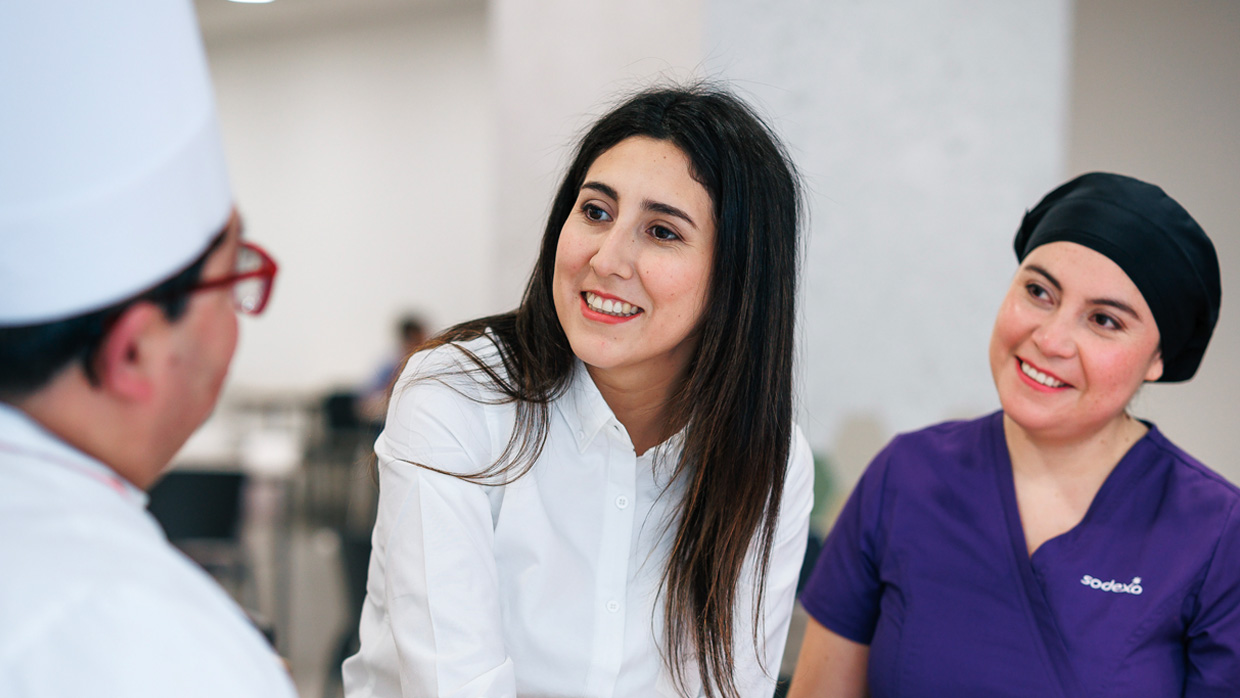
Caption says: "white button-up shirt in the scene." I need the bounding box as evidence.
[343,337,813,697]
[0,403,297,698]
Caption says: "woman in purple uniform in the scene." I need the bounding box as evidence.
[789,173,1237,698]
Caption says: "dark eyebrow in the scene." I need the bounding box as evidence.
[1092,298,1142,320]
[579,180,699,228]
[1025,263,1142,320]
[643,200,697,228]
[1025,264,1061,291]
[581,181,618,200]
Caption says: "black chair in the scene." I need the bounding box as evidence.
[147,470,251,603]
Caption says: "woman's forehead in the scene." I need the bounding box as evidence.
[1020,241,1149,307]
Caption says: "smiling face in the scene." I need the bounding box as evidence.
[989,241,1164,444]
[551,136,715,392]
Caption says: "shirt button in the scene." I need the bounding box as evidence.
[577,430,585,440]
[606,600,620,613]
[615,495,629,509]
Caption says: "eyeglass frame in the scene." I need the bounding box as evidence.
[183,240,278,316]
[75,231,277,386]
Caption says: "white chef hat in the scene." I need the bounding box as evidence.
[0,1,232,326]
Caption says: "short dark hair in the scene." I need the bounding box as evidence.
[0,230,227,401]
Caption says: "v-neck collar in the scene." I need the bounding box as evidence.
[988,411,1158,698]
[987,412,1082,698]
[993,411,1156,562]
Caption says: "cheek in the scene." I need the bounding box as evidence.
[643,262,710,321]
[553,229,592,283]
[206,304,239,374]
[223,312,240,355]
[988,298,1024,374]
[551,233,581,322]
[991,296,1030,348]
[1087,347,1155,392]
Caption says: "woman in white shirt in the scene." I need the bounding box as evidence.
[343,85,813,698]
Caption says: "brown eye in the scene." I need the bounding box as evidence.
[1025,282,1051,302]
[650,225,680,242]
[1092,313,1121,330]
[583,203,610,222]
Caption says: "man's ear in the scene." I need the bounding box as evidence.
[93,302,169,402]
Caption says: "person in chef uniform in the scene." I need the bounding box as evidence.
[0,3,297,697]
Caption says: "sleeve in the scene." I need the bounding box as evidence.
[0,585,296,698]
[1185,499,1240,697]
[797,441,894,645]
[365,346,518,697]
[729,426,816,696]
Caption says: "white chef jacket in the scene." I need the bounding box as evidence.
[342,336,813,698]
[0,402,298,698]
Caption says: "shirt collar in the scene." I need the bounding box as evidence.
[559,360,619,452]
[0,401,147,506]
[556,361,689,469]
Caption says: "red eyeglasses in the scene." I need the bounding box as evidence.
[186,241,278,315]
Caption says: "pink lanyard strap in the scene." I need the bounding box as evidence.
[0,439,129,496]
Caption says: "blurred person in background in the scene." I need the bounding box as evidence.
[343,85,813,698]
[358,314,429,424]
[0,2,295,697]
[789,173,1237,698]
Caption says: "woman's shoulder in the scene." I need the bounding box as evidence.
[1142,425,1240,509]
[380,334,514,471]
[383,333,514,440]
[783,425,815,492]
[881,412,1001,465]
[850,413,1003,497]
[399,333,509,395]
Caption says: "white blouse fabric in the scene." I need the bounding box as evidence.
[0,403,297,698]
[342,337,814,698]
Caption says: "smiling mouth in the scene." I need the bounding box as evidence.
[1019,359,1068,389]
[583,291,643,318]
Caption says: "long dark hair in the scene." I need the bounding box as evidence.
[418,84,801,698]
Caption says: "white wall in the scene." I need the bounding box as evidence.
[1068,0,1240,483]
[490,0,1073,492]
[201,0,492,394]
[705,0,1073,488]
[198,0,1238,487]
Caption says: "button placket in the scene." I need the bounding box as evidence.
[589,427,638,692]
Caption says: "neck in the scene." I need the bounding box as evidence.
[1003,411,1148,479]
[585,364,684,456]
[17,371,164,490]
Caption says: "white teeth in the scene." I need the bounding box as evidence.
[1020,360,1066,388]
[584,292,641,317]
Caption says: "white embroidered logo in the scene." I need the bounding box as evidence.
[1080,574,1143,595]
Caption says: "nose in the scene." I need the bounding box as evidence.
[588,226,636,280]
[1031,310,1076,359]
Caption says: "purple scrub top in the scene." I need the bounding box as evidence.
[801,412,1240,697]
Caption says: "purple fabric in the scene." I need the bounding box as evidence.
[801,412,1240,697]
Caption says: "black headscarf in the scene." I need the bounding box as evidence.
[1014,172,1221,382]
